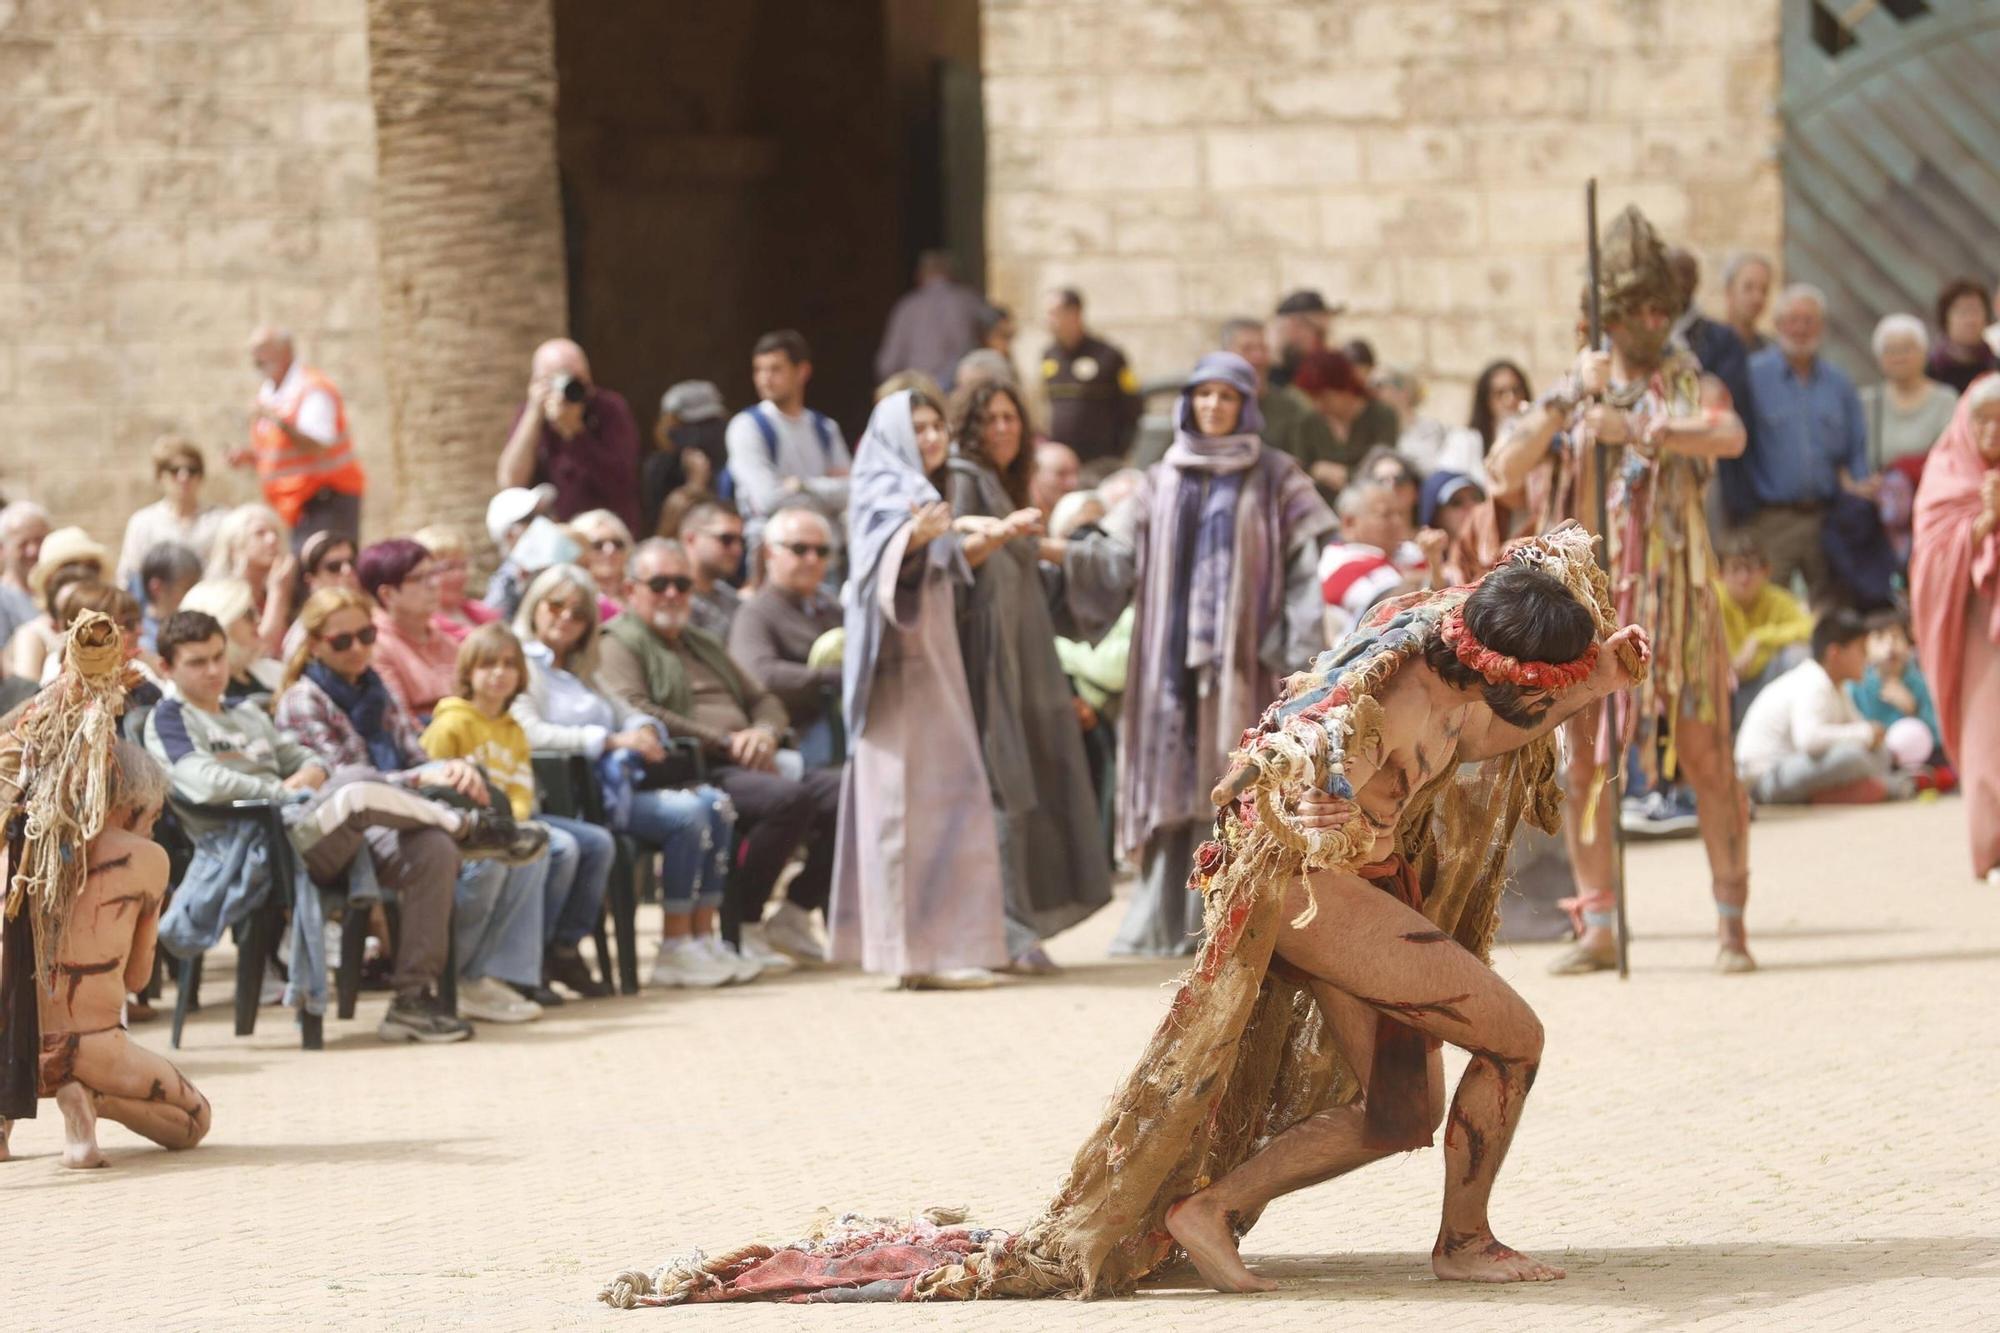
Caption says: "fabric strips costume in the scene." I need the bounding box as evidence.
[600,525,1637,1307]
[0,613,130,1120]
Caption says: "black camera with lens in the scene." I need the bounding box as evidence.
[552,373,588,405]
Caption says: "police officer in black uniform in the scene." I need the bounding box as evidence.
[1039,287,1140,465]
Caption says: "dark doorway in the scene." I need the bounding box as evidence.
[553,0,982,496]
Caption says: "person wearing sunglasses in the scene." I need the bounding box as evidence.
[116,435,225,590]
[676,501,746,640]
[566,509,636,618]
[601,538,841,975]
[359,537,458,725]
[729,507,843,782]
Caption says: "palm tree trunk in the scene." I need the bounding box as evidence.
[364,0,568,545]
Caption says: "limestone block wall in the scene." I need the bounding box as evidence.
[982,0,1785,425]
[0,0,391,548]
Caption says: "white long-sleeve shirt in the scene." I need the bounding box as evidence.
[1734,659,1877,782]
[723,401,850,534]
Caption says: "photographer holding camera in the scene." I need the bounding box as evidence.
[497,337,643,532]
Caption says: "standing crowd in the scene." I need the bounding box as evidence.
[2,241,1996,1051]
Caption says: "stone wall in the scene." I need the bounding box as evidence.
[0,0,390,548]
[982,0,1785,421]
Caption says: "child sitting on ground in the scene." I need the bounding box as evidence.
[1847,614,1955,791]
[1715,530,1814,726]
[1735,609,1912,807]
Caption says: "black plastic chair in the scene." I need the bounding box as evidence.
[531,753,649,996]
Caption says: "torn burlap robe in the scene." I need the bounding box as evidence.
[600,526,1633,1308]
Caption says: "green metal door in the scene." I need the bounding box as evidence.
[1781,0,2000,376]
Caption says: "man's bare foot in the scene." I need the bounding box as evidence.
[54,1083,105,1169]
[1166,1196,1278,1293]
[1433,1228,1565,1282]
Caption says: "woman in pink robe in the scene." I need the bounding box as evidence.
[1910,375,2000,883]
[830,391,1008,986]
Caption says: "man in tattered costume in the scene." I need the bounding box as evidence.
[601,526,1650,1307]
[0,613,210,1167]
[1487,205,1754,975]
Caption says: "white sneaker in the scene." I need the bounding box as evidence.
[648,938,736,989]
[457,976,542,1023]
[700,935,764,984]
[761,902,826,963]
[738,924,799,974]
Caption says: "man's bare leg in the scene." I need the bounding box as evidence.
[67,1029,211,1156]
[1675,715,1753,966]
[54,1082,104,1168]
[1168,980,1442,1292]
[1172,869,1561,1289]
[1553,712,1620,972]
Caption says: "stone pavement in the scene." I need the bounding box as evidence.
[6,795,1997,1331]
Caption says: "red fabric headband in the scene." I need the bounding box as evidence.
[1439,606,1598,691]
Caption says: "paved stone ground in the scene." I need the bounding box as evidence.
[6,795,1998,1331]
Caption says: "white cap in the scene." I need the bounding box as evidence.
[486,484,556,549]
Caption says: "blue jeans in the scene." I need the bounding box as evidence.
[455,855,546,987]
[537,815,615,948]
[620,784,734,919]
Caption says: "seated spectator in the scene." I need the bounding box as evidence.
[281,530,362,657]
[176,577,283,701]
[511,566,740,988]
[149,609,491,1043]
[273,588,552,1024]
[724,330,851,547]
[729,509,843,770]
[205,503,295,659]
[1417,470,1498,587]
[1359,446,1421,526]
[1715,531,1814,723]
[137,540,203,655]
[1927,277,1999,394]
[483,484,556,619]
[0,501,51,647]
[411,524,497,644]
[1458,359,1532,492]
[1848,614,1949,784]
[1318,480,1423,643]
[1735,609,1910,805]
[1371,365,1476,479]
[599,538,840,971]
[361,538,458,723]
[116,435,225,590]
[678,502,745,640]
[953,349,1017,394]
[566,509,634,619]
[1029,442,1081,516]
[43,583,145,685]
[7,527,107,681]
[645,381,727,539]
[496,337,642,530]
[421,624,613,1001]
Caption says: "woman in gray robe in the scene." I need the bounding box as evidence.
[830,390,1008,987]
[1044,353,1336,955]
[947,381,1114,968]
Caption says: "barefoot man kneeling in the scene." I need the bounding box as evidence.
[601,528,1649,1307]
[1,614,211,1167]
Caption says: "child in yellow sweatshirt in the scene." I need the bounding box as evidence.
[1715,531,1814,724]
[422,624,614,999]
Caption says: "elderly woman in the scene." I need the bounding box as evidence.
[947,379,1112,969]
[1927,278,1999,395]
[566,509,635,619]
[1911,376,2000,886]
[1864,314,1960,466]
[1047,352,1336,955]
[206,503,295,658]
[832,389,1009,988]
[511,564,741,989]
[411,524,498,643]
[0,501,51,646]
[116,436,226,588]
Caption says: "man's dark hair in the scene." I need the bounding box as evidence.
[752,329,812,365]
[358,538,430,605]
[140,540,204,598]
[1468,359,1533,449]
[157,609,226,666]
[1423,564,1597,727]
[1935,276,1991,335]
[1713,529,1768,569]
[1812,607,1870,662]
[977,303,1011,337]
[950,379,1037,511]
[1342,338,1377,370]
[1050,287,1083,311]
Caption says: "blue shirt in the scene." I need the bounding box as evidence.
[1744,346,1868,505]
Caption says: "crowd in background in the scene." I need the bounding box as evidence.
[4,245,1997,1049]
